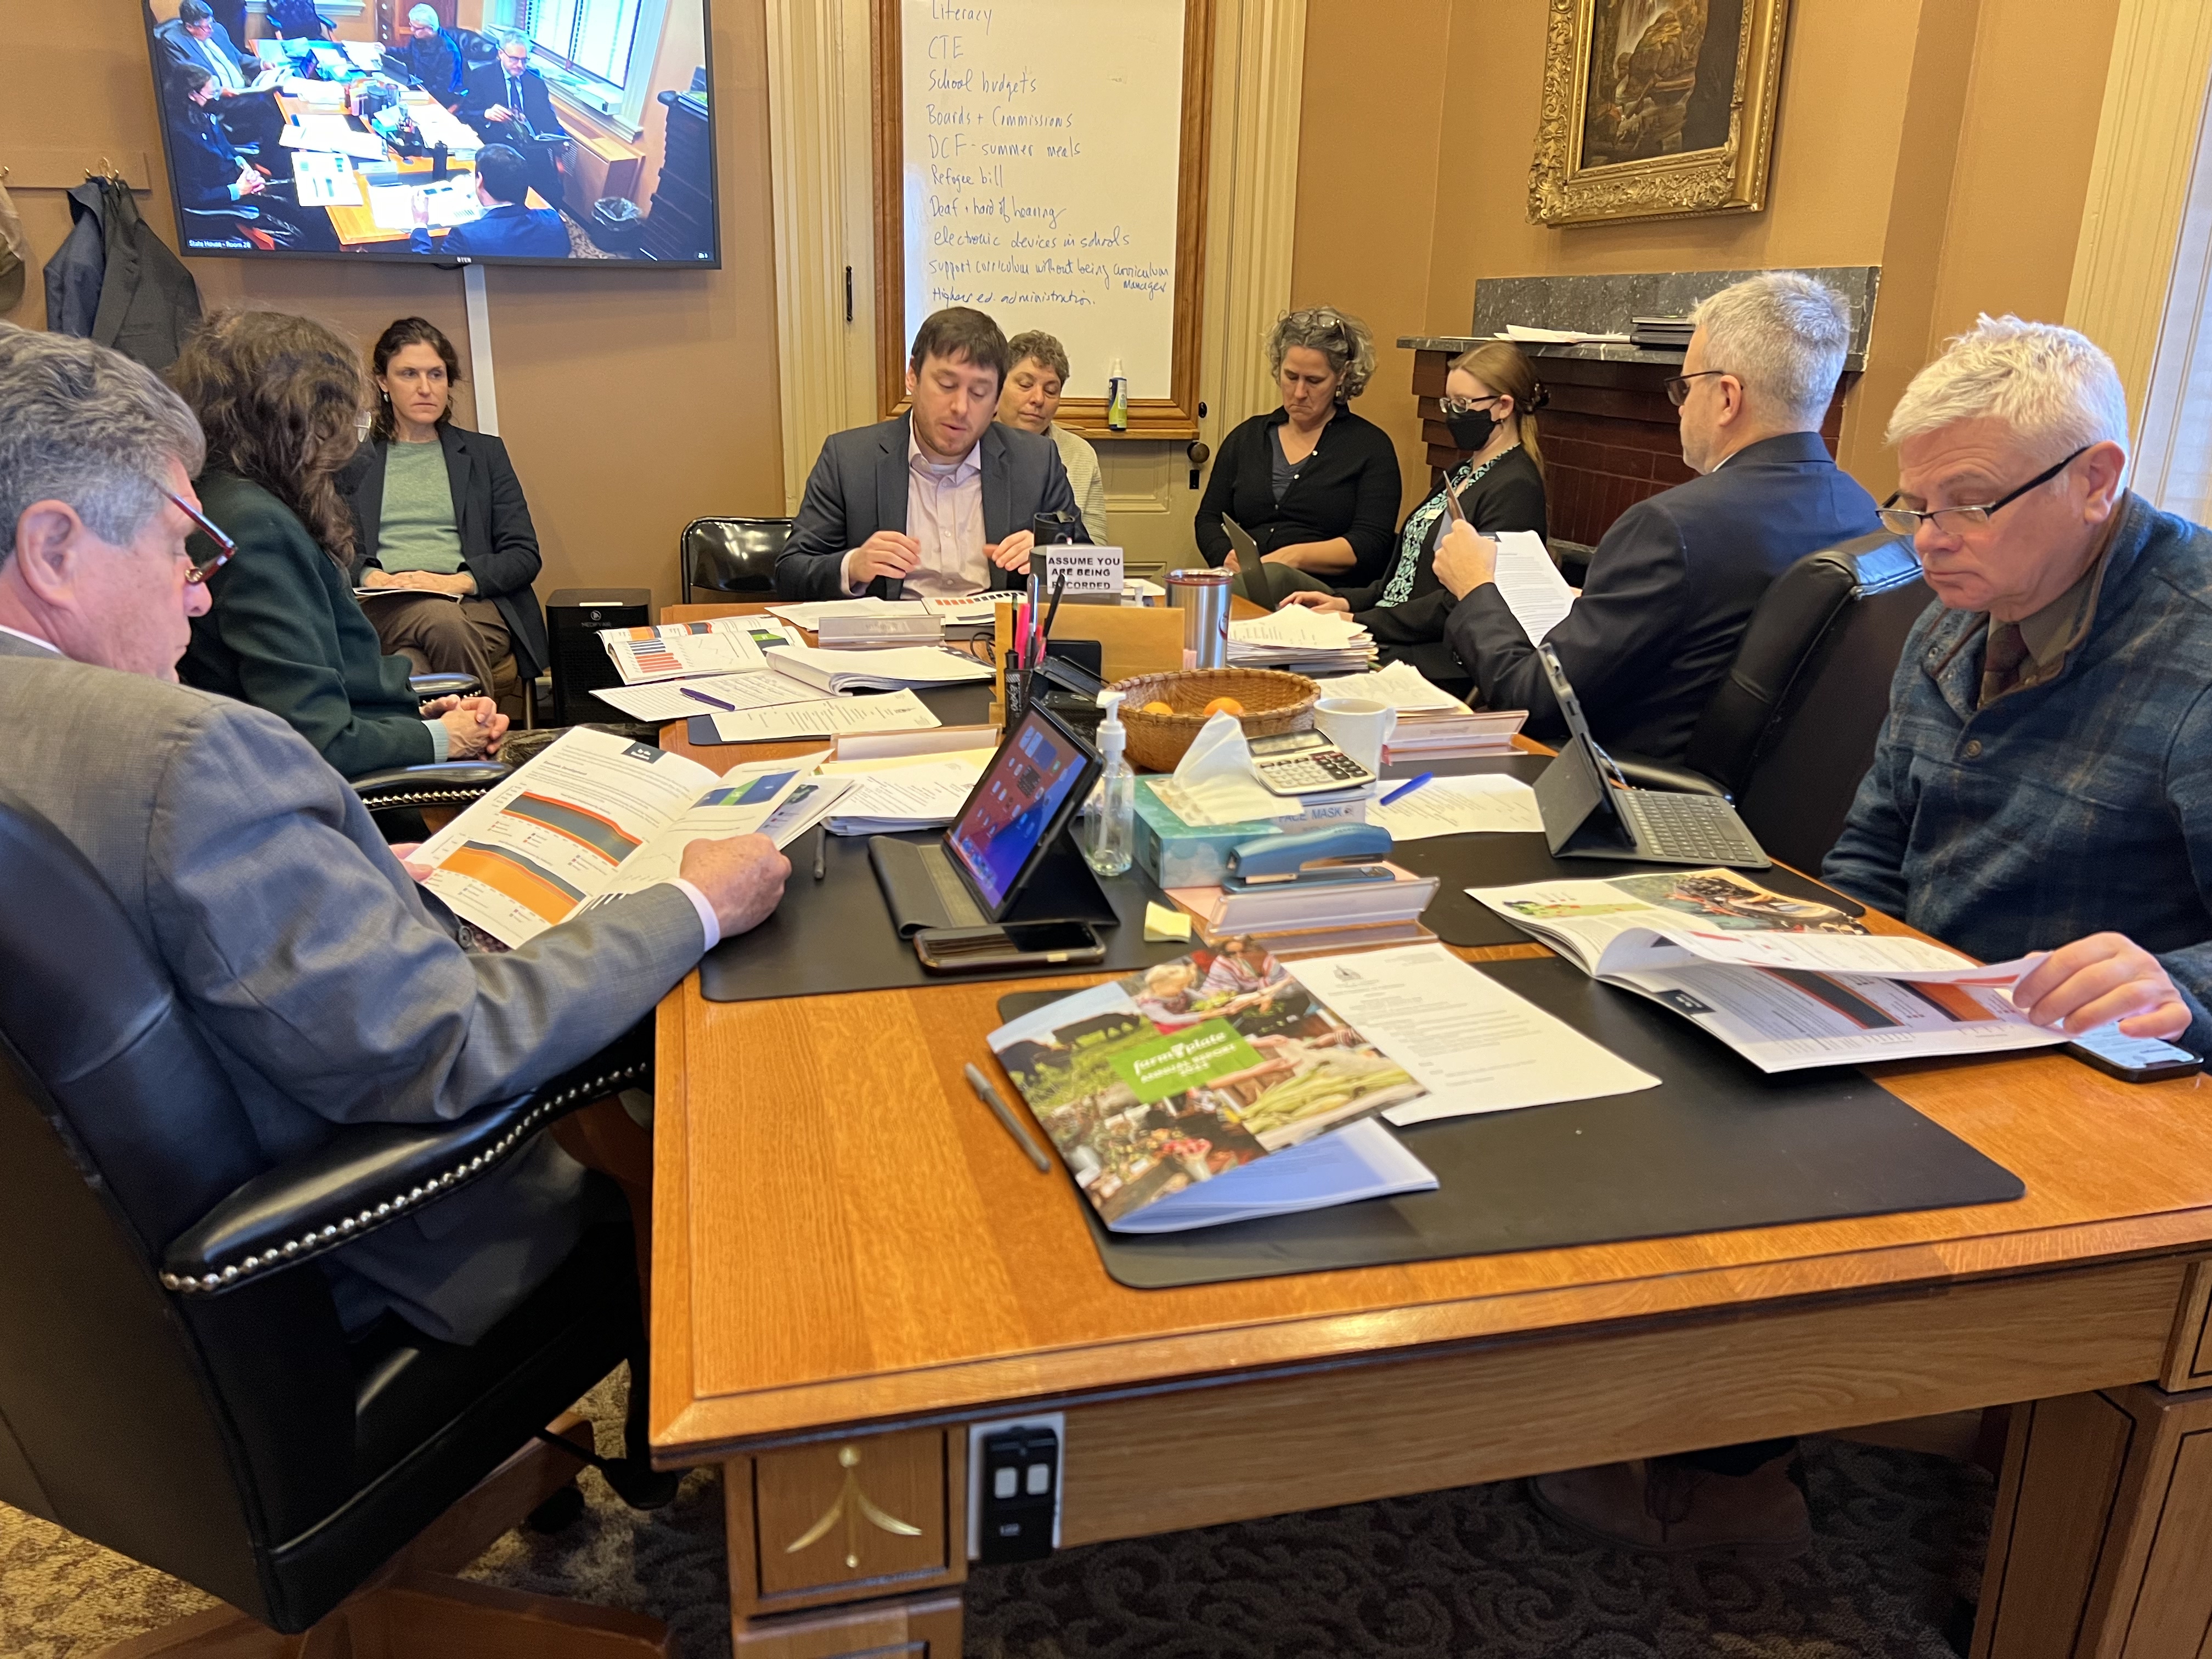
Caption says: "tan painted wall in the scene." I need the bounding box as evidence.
[1291,0,2125,503]
[1,0,783,612]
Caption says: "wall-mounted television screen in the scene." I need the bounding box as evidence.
[143,0,718,267]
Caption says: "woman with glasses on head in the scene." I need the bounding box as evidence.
[336,317,548,724]
[1194,306,1402,594]
[172,309,506,781]
[1274,341,1548,686]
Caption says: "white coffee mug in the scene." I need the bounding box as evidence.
[1313,697,1397,775]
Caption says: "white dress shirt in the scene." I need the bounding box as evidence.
[841,430,988,598]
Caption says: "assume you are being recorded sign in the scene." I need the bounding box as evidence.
[902,0,1184,396]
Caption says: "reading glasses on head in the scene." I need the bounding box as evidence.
[1877,445,2091,537]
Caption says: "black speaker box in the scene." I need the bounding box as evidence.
[545,587,651,727]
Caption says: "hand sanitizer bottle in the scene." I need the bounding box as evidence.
[1107,358,1129,432]
[1083,690,1135,877]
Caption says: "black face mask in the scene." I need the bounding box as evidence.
[1446,408,1497,450]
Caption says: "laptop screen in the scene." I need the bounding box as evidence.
[945,705,1096,916]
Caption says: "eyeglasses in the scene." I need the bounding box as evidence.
[1662,370,1731,407]
[1876,445,2091,537]
[1440,393,1504,417]
[165,489,236,584]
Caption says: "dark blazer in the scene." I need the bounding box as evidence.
[154,18,252,86]
[336,425,552,680]
[1346,445,1547,687]
[40,180,202,374]
[410,204,569,259]
[180,470,435,780]
[1446,429,1883,763]
[1194,406,1403,589]
[168,103,250,213]
[776,415,1085,602]
[267,0,330,38]
[461,60,565,139]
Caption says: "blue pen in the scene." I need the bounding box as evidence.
[1379,771,1434,806]
[679,684,736,712]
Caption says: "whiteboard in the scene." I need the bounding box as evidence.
[900,0,1186,397]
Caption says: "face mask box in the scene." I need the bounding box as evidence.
[1132,777,1368,889]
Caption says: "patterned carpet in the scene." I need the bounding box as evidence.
[0,1372,1989,1658]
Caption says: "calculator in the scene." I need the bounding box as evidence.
[1248,729,1378,796]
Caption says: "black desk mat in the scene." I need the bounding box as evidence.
[1376,753,1865,949]
[998,955,2023,1291]
[686,681,996,748]
[698,832,1192,1002]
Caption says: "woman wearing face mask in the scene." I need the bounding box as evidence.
[1194,306,1401,590]
[1277,341,1547,687]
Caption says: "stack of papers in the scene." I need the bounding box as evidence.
[279,76,346,106]
[821,758,983,834]
[292,149,361,208]
[1313,660,1528,759]
[410,102,483,158]
[367,179,483,233]
[1498,325,1634,345]
[279,114,388,161]
[1367,774,1541,840]
[599,617,769,685]
[589,669,836,723]
[1227,607,1374,674]
[765,642,993,693]
[704,687,943,744]
[765,596,929,630]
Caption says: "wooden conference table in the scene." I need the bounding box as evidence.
[646,601,2212,1659]
[272,91,552,249]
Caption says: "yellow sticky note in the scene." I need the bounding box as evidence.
[1143,901,1193,944]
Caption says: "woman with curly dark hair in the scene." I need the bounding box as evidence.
[172,309,505,778]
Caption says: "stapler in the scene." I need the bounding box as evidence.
[1221,823,1396,890]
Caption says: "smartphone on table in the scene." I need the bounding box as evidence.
[2065,1023,2204,1082]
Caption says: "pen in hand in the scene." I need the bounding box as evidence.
[964,1062,1051,1172]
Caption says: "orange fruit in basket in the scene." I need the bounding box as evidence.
[1141,699,1175,715]
[1201,696,1246,718]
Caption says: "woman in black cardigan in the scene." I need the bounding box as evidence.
[1279,340,1549,688]
[1194,306,1402,590]
[337,317,550,723]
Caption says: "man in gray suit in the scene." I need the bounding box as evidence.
[776,306,1087,602]
[0,325,789,1357]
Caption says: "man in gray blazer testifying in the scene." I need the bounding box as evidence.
[776,306,1087,602]
[0,326,790,1358]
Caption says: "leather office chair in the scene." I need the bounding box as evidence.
[681,516,793,600]
[0,788,667,1652]
[1610,530,1930,873]
[348,671,504,819]
[453,26,500,75]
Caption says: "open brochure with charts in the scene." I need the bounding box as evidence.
[598,617,773,685]
[411,730,809,947]
[1470,867,2063,1072]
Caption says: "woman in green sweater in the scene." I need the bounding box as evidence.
[172,310,506,779]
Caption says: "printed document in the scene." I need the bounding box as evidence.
[1368,774,1541,840]
[1492,529,1576,645]
[599,617,770,685]
[764,596,929,629]
[291,149,359,208]
[1281,945,1658,1125]
[589,670,835,723]
[822,758,985,833]
[706,687,942,743]
[1470,866,2063,1071]
[765,642,992,693]
[411,729,806,946]
[1312,659,1470,713]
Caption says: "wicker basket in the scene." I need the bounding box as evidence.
[1107,668,1319,772]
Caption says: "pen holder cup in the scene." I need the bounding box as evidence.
[1106,669,1319,772]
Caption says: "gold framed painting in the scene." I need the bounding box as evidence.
[1528,0,1791,228]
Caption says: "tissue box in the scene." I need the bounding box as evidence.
[1133,777,1369,888]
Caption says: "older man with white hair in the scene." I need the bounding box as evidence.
[391,3,462,108]
[1824,315,2211,1045]
[0,325,789,1501]
[1435,270,1882,762]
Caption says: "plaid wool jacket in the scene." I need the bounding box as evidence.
[1824,492,2212,1052]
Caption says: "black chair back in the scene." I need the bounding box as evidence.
[0,788,356,1625]
[1681,531,1929,872]
[453,25,500,71]
[681,516,793,600]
